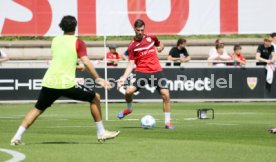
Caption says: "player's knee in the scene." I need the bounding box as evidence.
[162,93,170,103]
[125,89,135,96]
[92,93,101,103]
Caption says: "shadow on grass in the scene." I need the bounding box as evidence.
[40,141,80,144]
[119,126,141,129]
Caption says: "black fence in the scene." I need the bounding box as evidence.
[0,68,275,101]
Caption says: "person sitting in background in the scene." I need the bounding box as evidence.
[230,45,246,66]
[208,39,228,57]
[166,38,190,66]
[0,50,9,62]
[208,44,231,67]
[255,37,276,66]
[106,45,121,66]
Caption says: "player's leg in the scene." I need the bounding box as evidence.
[20,108,43,129]
[155,72,174,129]
[159,88,174,129]
[10,108,43,145]
[11,87,60,145]
[90,93,102,121]
[118,73,140,96]
[63,84,120,142]
[117,86,137,119]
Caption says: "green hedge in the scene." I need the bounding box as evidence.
[0,34,268,41]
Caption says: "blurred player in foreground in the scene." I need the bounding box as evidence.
[11,15,120,145]
[117,19,174,129]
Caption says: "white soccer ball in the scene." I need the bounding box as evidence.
[140,115,156,129]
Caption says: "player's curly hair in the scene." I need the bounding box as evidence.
[59,15,77,33]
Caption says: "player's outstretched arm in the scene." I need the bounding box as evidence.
[80,56,111,89]
[117,60,135,88]
[122,60,135,79]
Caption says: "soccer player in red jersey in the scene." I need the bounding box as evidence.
[117,19,174,129]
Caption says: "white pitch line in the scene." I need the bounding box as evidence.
[207,123,239,126]
[0,117,20,119]
[0,120,20,122]
[0,148,26,162]
[107,118,161,122]
[183,118,198,121]
[216,112,257,115]
[41,119,69,121]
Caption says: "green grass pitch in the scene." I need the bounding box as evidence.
[1,102,276,162]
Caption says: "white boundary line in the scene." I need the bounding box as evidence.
[0,148,26,162]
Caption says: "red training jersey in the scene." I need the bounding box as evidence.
[76,39,87,58]
[107,52,120,60]
[106,52,120,66]
[128,34,162,73]
[230,53,246,65]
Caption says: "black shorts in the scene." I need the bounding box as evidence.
[35,84,95,111]
[132,71,168,91]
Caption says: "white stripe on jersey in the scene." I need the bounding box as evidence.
[133,42,154,52]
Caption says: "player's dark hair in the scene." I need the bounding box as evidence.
[270,33,276,38]
[234,44,242,51]
[59,15,77,33]
[134,19,145,28]
[177,38,187,46]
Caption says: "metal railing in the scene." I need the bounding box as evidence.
[0,60,261,68]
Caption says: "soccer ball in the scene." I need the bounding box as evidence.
[140,115,156,129]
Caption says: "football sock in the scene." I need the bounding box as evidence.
[95,121,105,136]
[127,103,133,111]
[164,112,171,124]
[12,126,26,140]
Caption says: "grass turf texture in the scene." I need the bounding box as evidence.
[0,102,276,162]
